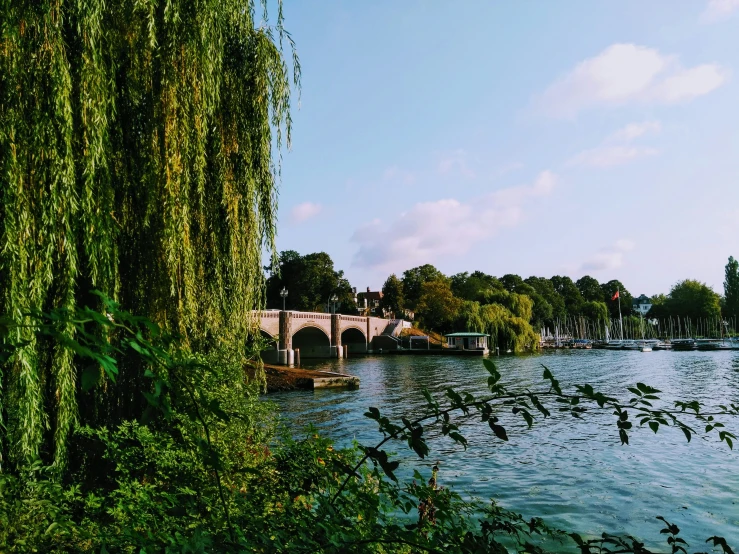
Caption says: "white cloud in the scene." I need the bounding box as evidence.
[568,120,661,168]
[534,43,728,117]
[701,0,739,22]
[290,202,322,224]
[607,121,661,143]
[580,239,633,272]
[567,145,660,168]
[351,171,557,270]
[438,149,475,178]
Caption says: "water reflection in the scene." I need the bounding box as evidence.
[270,350,739,548]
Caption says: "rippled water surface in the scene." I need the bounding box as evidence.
[269,350,739,548]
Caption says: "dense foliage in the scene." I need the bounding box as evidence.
[265,250,355,313]
[0,0,297,468]
[724,256,739,319]
[380,274,405,317]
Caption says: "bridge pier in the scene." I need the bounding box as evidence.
[331,314,342,359]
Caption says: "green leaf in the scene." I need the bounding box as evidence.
[636,382,661,394]
[705,536,735,554]
[81,366,99,392]
[681,427,692,443]
[448,431,468,449]
[489,422,508,441]
[209,399,230,423]
[619,429,629,445]
[649,421,659,434]
[142,391,159,407]
[483,358,497,375]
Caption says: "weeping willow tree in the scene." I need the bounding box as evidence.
[457,301,540,353]
[0,0,298,468]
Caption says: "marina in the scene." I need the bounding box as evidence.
[542,337,739,351]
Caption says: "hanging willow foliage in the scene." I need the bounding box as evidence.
[0,0,298,468]
[457,301,540,353]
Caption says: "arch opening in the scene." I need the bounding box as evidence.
[292,326,331,358]
[258,329,279,363]
[341,327,367,354]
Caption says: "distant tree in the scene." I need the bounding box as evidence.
[380,274,405,317]
[724,256,739,319]
[482,290,533,322]
[528,292,554,330]
[525,276,565,323]
[550,276,585,315]
[576,276,602,302]
[266,251,354,313]
[647,294,669,318]
[500,274,524,293]
[581,301,609,323]
[451,271,503,302]
[666,280,721,321]
[416,279,461,333]
[265,250,304,309]
[600,280,632,318]
[402,264,447,309]
[450,272,472,299]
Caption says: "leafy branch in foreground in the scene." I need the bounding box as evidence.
[331,358,737,552]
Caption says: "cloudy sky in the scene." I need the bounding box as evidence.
[275,0,739,296]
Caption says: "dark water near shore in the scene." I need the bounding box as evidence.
[269,350,739,549]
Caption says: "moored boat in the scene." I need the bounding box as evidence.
[671,339,696,351]
[696,339,722,351]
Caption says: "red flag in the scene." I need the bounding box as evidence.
[611,290,620,301]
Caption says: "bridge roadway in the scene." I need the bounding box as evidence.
[256,310,402,363]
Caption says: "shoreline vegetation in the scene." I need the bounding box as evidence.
[266,251,738,353]
[1,1,737,552]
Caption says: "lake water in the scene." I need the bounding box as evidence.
[269,350,739,549]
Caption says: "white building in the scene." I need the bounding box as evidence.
[632,294,652,316]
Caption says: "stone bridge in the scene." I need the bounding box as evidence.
[256,310,403,363]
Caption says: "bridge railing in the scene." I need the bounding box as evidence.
[340,315,367,323]
[291,312,331,320]
[256,311,280,317]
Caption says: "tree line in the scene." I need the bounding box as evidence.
[266,251,739,350]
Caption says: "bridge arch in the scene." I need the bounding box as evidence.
[258,329,279,363]
[341,326,367,354]
[292,324,332,359]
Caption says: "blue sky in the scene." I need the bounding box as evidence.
[273,0,739,297]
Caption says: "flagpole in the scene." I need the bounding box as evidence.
[618,289,623,341]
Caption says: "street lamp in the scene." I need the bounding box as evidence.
[330,294,339,314]
[280,287,288,311]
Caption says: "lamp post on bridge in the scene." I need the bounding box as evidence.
[280,287,288,311]
[330,294,338,314]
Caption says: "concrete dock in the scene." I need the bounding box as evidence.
[262,364,360,392]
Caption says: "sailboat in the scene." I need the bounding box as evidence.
[639,314,652,352]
